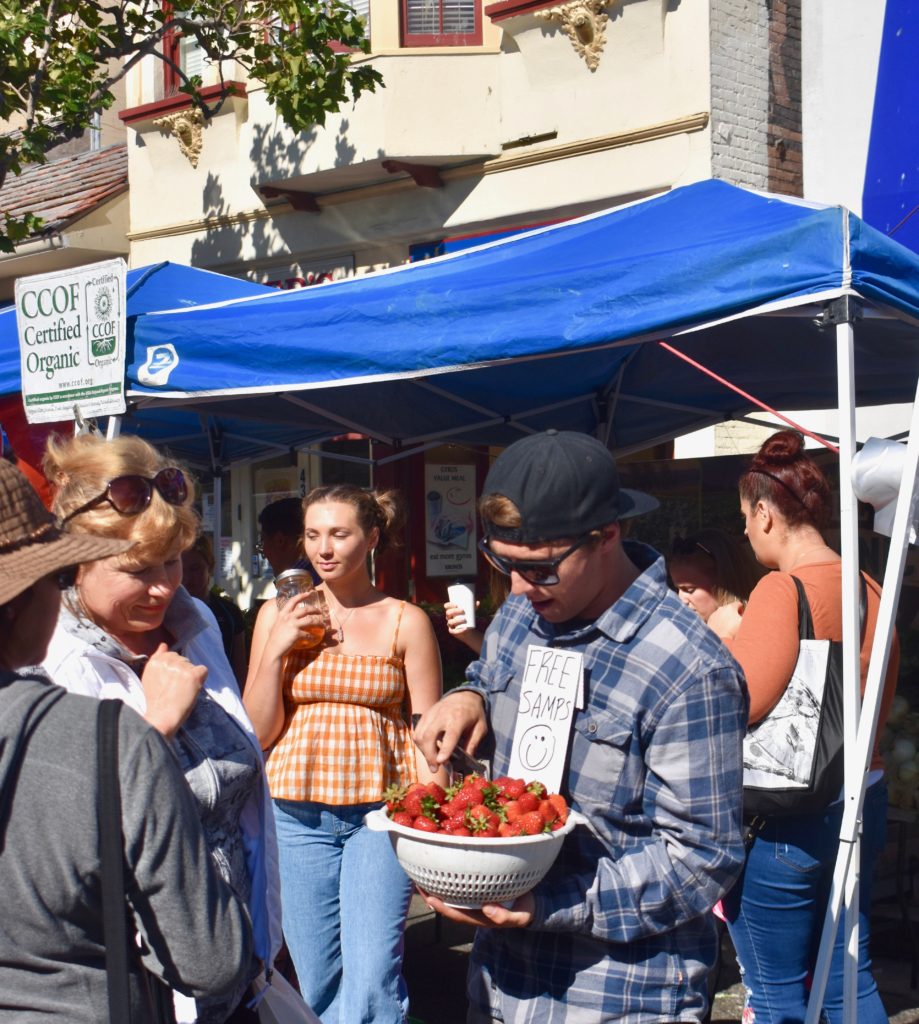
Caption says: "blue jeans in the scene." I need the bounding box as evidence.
[723,781,889,1024]
[273,800,412,1024]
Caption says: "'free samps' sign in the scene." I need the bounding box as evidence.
[15,258,127,424]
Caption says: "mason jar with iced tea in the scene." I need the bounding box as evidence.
[275,568,328,649]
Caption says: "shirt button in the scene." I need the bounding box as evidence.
[587,722,597,734]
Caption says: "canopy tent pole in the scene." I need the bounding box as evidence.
[806,318,919,1022]
[106,415,122,440]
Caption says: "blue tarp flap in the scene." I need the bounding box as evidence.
[3,182,919,463]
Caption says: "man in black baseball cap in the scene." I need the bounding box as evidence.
[414,430,747,1023]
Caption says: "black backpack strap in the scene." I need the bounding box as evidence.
[790,575,814,640]
[97,698,131,1024]
[790,572,869,644]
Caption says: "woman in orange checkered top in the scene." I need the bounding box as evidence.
[244,484,444,1024]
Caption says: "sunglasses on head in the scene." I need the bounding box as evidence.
[670,536,714,558]
[477,534,594,587]
[61,468,188,526]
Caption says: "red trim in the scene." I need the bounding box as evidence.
[119,81,247,125]
[485,0,558,22]
[401,0,482,46]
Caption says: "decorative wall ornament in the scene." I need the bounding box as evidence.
[152,108,205,168]
[535,0,613,72]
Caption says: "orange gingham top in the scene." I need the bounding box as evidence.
[266,601,417,805]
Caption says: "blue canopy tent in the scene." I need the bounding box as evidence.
[112,179,919,466]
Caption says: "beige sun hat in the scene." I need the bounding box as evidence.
[0,457,132,606]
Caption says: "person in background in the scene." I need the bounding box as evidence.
[0,456,253,1022]
[183,533,247,688]
[39,432,283,1024]
[244,484,445,1024]
[707,429,899,1024]
[667,527,765,624]
[257,496,318,580]
[414,430,748,1023]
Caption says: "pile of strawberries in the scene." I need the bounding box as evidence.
[383,774,569,837]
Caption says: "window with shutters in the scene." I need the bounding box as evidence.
[401,0,482,46]
[163,6,206,96]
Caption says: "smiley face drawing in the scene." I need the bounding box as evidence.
[519,725,556,772]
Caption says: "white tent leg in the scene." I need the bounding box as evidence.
[806,352,919,1023]
[806,314,862,1024]
[213,474,223,587]
[106,415,122,440]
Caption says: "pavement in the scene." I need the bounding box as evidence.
[402,889,919,1024]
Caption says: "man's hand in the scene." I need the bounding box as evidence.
[413,691,488,773]
[419,889,535,929]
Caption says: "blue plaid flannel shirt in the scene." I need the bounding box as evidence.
[454,541,748,1023]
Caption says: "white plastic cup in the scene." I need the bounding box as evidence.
[447,582,476,633]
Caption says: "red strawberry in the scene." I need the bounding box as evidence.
[468,804,501,833]
[498,820,525,837]
[383,784,406,812]
[404,789,439,820]
[411,815,440,832]
[504,800,524,823]
[518,811,547,836]
[391,811,414,828]
[538,799,559,826]
[424,782,447,805]
[494,776,527,800]
[527,780,547,800]
[547,793,569,823]
[444,825,472,837]
[477,825,500,837]
[516,791,540,814]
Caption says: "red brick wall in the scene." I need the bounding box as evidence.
[767,0,803,196]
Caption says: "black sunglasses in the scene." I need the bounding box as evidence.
[477,534,594,586]
[56,566,79,590]
[61,468,188,525]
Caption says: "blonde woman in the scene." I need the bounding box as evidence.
[40,433,282,1024]
[245,484,444,1024]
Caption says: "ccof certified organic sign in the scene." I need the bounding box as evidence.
[15,258,127,424]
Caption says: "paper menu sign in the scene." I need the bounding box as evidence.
[507,645,583,795]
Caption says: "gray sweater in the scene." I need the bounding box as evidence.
[0,673,253,1022]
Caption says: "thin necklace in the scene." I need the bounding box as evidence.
[330,603,357,642]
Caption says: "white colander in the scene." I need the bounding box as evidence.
[365,808,583,909]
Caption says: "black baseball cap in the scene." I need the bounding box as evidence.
[481,430,659,543]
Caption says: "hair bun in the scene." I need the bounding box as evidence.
[753,429,804,468]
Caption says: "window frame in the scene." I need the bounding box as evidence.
[162,3,206,96]
[401,0,483,47]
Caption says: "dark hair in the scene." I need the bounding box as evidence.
[739,429,832,529]
[186,532,215,573]
[257,497,304,538]
[668,528,764,605]
[303,484,404,556]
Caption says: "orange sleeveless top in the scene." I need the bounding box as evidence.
[266,601,417,804]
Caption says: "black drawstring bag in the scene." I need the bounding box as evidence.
[742,575,867,819]
[98,698,176,1024]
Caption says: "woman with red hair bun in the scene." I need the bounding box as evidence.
[708,429,899,1024]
